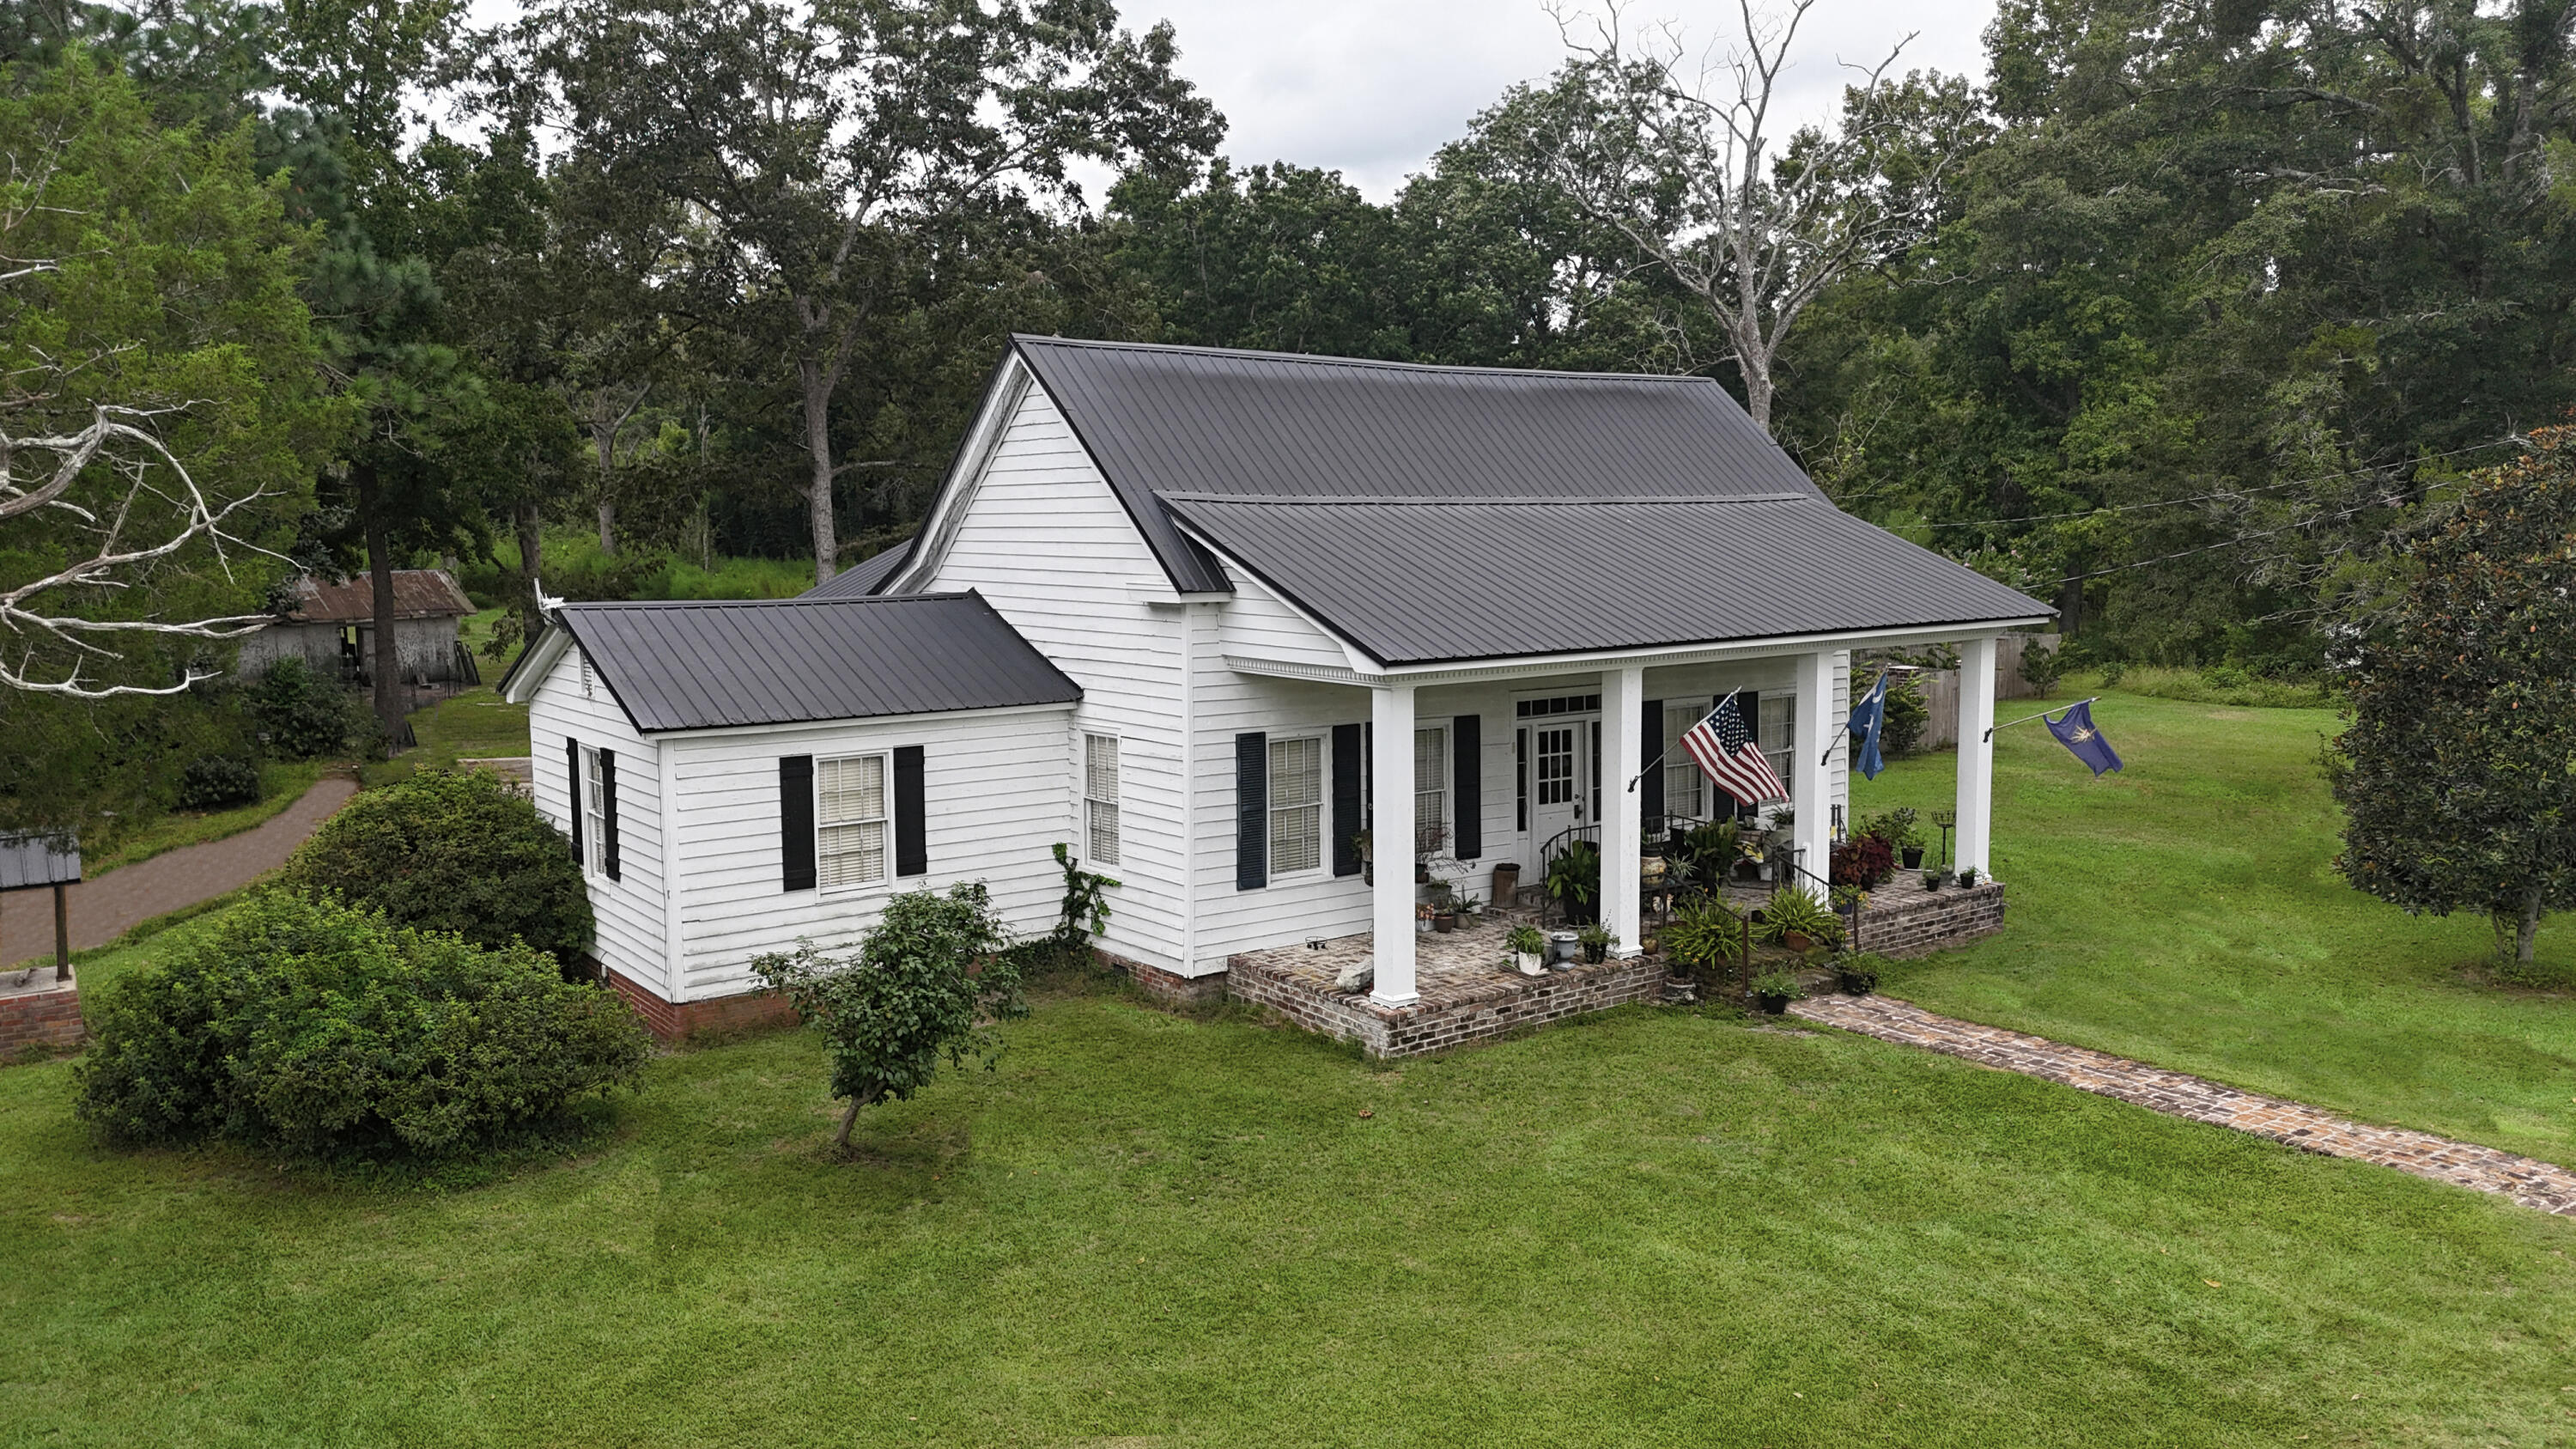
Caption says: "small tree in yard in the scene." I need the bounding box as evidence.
[2332,423,2576,974]
[751,883,1028,1150]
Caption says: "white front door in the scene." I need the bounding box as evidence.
[1528,715,1598,856]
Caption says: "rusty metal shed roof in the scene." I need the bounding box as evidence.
[280,570,476,624]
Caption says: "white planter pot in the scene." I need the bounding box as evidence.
[1515,951,1544,977]
[1415,916,1434,934]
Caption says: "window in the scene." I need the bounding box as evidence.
[1515,693,1601,718]
[1759,695,1796,802]
[1663,703,1707,820]
[1268,735,1323,874]
[581,746,608,876]
[1413,726,1446,855]
[818,753,889,887]
[1084,734,1121,865]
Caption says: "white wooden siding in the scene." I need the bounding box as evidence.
[525,647,668,995]
[910,386,1193,972]
[660,709,1072,1000]
[1218,569,1349,670]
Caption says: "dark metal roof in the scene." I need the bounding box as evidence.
[1162,495,2053,666]
[0,833,81,890]
[1012,335,1823,595]
[553,594,1080,733]
[805,544,909,600]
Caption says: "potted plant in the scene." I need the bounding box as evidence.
[1545,839,1601,924]
[1921,868,1944,891]
[1577,922,1617,964]
[1834,952,1880,996]
[1751,968,1805,1015]
[1758,885,1842,954]
[1662,898,1746,989]
[1546,928,1581,965]
[1508,925,1547,976]
[1894,810,1927,870]
[1415,903,1435,934]
[1959,866,1981,887]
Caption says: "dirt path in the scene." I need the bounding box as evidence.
[1,772,360,971]
[1791,992,2576,1218]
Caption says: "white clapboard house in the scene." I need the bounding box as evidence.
[501,337,2050,1037]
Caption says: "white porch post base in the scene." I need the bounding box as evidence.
[1792,649,1836,896]
[1601,665,1644,958]
[1370,683,1419,1006]
[1957,636,1997,878]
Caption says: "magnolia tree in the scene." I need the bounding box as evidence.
[751,882,1029,1150]
[2332,423,2576,971]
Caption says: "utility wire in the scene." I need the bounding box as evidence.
[1917,438,2513,531]
[2052,490,2411,584]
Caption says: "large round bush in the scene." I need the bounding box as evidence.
[280,768,593,970]
[73,892,651,1158]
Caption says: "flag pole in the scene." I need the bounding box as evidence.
[1984,696,2100,743]
[1626,687,1741,792]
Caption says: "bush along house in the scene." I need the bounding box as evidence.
[501,338,2051,1050]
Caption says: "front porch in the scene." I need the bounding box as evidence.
[1223,873,2008,1057]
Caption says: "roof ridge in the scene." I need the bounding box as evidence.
[1013,333,1722,387]
[560,592,970,610]
[1156,491,1815,507]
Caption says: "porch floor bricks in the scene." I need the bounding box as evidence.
[1790,993,2576,1218]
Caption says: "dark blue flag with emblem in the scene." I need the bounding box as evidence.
[2045,700,2123,776]
[1846,671,1890,781]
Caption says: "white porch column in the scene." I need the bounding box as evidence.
[1793,649,1835,895]
[1956,636,1997,878]
[1370,682,1419,1007]
[1601,665,1644,957]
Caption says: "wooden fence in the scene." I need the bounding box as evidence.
[1858,633,2061,753]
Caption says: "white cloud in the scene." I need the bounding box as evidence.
[1127,0,1999,199]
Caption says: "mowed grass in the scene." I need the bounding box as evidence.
[80,760,331,878]
[1855,688,2576,1166]
[6,987,2576,1447]
[9,690,2576,1444]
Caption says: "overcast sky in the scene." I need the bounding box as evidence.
[1127,0,2001,200]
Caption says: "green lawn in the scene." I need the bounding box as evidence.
[1854,686,2576,1168]
[8,689,2576,1446]
[80,760,331,878]
[364,613,532,788]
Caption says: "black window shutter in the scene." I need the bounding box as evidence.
[598,748,621,882]
[780,755,815,891]
[1236,732,1268,891]
[1451,715,1481,860]
[565,736,584,867]
[893,746,927,877]
[1330,722,1363,877]
[1640,699,1664,823]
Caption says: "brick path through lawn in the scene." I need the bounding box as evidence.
[0,771,360,972]
[1789,992,2576,1219]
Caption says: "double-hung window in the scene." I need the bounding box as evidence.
[1758,695,1796,802]
[1413,726,1447,855]
[1084,734,1121,865]
[1267,735,1323,874]
[581,746,609,877]
[817,753,889,887]
[1663,703,1707,821]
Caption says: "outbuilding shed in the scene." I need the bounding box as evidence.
[235,569,479,685]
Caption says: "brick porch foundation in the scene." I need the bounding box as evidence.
[1098,948,1230,1008]
[1847,876,2006,959]
[605,966,798,1042]
[0,974,84,1062]
[1227,922,1676,1057]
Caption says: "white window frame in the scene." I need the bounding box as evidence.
[817,751,892,891]
[1663,703,1708,822]
[1084,733,1121,866]
[1759,695,1796,804]
[1267,734,1327,879]
[580,746,609,880]
[1413,723,1448,857]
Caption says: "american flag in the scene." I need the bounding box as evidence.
[1681,695,1787,807]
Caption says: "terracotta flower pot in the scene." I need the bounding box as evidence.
[1433,912,1457,933]
[1780,930,1814,953]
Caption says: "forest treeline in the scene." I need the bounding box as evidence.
[4,0,2573,796]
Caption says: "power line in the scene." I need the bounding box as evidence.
[1917,438,2514,531]
[2052,490,2411,584]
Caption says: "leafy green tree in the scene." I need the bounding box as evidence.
[751,882,1027,1150]
[2331,423,2576,971]
[531,0,1221,581]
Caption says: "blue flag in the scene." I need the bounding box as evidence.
[2045,700,2123,776]
[1846,671,1889,781]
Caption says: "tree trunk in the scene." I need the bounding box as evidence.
[831,1085,884,1149]
[2518,889,2543,965]
[357,462,403,744]
[800,361,840,582]
[593,419,618,556]
[596,499,615,556]
[516,501,545,619]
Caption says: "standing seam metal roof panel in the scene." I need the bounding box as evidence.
[555,594,1080,733]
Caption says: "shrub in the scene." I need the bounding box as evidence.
[751,882,1028,1149]
[2019,639,2064,697]
[72,892,650,1158]
[1662,898,1746,986]
[1759,885,1844,948]
[280,768,593,971]
[177,754,261,811]
[253,656,363,759]
[1830,833,1893,889]
[1880,672,1930,755]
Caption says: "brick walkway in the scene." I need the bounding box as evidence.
[1789,993,2576,1218]
[0,771,359,971]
